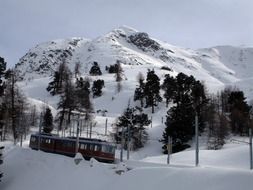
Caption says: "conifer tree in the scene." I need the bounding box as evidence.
[47,62,71,95]
[0,56,5,181]
[162,74,176,107]
[114,107,150,150]
[0,57,6,96]
[115,60,124,93]
[0,57,7,141]
[89,62,102,76]
[228,91,251,135]
[47,71,60,95]
[92,79,104,97]
[75,77,93,113]
[42,107,54,133]
[144,69,162,113]
[134,72,145,107]
[162,73,208,153]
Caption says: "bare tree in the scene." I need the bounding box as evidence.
[2,70,28,144]
[74,61,81,78]
[115,60,123,93]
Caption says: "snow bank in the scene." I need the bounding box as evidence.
[1,147,253,190]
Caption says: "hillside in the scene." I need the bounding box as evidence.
[15,26,253,100]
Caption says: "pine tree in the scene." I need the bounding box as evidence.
[114,107,150,150]
[162,74,176,107]
[0,57,5,180]
[162,95,195,153]
[0,57,6,96]
[0,57,7,141]
[47,62,71,95]
[92,79,104,97]
[42,107,54,133]
[47,71,61,95]
[75,77,93,112]
[144,69,162,113]
[115,60,124,93]
[89,62,102,76]
[134,73,145,107]
[228,90,251,135]
[162,73,208,153]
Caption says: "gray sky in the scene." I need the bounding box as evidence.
[0,0,252,67]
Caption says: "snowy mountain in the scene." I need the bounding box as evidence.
[2,26,253,190]
[15,26,253,100]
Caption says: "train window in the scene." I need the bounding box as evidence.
[102,145,115,153]
[68,142,74,148]
[45,139,51,144]
[94,145,100,151]
[102,145,109,153]
[89,144,94,151]
[79,143,87,150]
[63,141,74,148]
[31,137,36,142]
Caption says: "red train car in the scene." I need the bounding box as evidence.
[29,134,116,163]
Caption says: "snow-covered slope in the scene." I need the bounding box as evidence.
[1,144,253,190]
[15,26,253,100]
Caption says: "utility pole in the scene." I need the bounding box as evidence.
[86,121,89,138]
[79,119,82,136]
[75,120,80,154]
[89,122,92,138]
[195,112,199,167]
[127,124,130,160]
[20,133,23,147]
[0,146,4,181]
[120,129,124,162]
[167,136,171,164]
[105,118,108,136]
[249,127,253,170]
[38,112,42,151]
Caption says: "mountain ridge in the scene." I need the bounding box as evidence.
[14,26,253,100]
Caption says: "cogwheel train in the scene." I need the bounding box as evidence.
[29,134,116,163]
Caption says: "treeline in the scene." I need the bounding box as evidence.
[0,56,39,144]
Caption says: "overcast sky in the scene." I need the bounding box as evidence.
[0,0,252,67]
